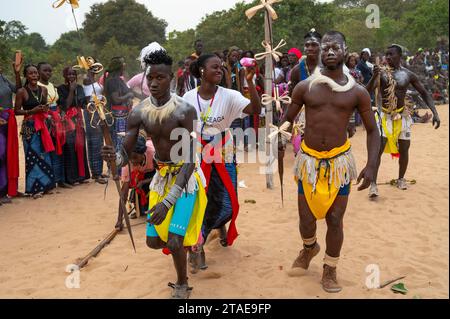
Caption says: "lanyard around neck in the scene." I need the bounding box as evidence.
[196,86,217,123]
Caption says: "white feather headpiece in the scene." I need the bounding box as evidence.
[138,42,166,70]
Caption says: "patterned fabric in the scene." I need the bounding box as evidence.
[49,105,65,183]
[201,163,237,241]
[21,120,56,194]
[83,110,104,177]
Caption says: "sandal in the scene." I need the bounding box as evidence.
[32,192,44,199]
[1,197,12,204]
[95,177,108,185]
[168,282,193,299]
[58,183,73,189]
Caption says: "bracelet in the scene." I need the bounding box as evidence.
[115,152,124,167]
[161,184,183,210]
[115,146,129,168]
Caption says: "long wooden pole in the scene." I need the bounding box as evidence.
[264,11,274,189]
[76,228,120,269]
[375,56,381,110]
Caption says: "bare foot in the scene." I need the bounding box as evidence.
[188,250,201,274]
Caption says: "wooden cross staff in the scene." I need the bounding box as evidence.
[245,0,284,189]
[72,57,136,270]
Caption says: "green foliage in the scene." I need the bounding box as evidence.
[2,20,27,41]
[190,0,336,55]
[163,29,196,65]
[0,20,12,71]
[403,0,449,49]
[97,37,140,78]
[47,30,94,84]
[0,0,448,86]
[190,0,448,55]
[83,0,167,48]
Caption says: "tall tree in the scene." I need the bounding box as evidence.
[0,20,12,75]
[2,20,27,41]
[97,37,140,78]
[163,29,196,66]
[403,0,449,49]
[83,0,167,49]
[14,33,47,52]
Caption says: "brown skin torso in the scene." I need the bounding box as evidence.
[367,47,439,128]
[289,78,372,151]
[379,66,414,110]
[126,97,197,162]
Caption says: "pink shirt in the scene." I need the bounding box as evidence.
[127,72,150,97]
[121,140,155,183]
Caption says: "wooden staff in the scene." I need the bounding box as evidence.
[375,56,381,109]
[135,190,141,218]
[76,228,120,269]
[264,10,274,189]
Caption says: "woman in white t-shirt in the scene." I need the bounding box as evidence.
[183,54,261,271]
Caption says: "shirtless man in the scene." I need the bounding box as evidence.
[102,46,206,299]
[281,31,380,292]
[288,29,322,94]
[365,44,440,197]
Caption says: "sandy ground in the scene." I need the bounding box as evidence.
[0,105,448,299]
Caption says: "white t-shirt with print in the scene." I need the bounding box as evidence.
[83,82,104,101]
[183,86,250,137]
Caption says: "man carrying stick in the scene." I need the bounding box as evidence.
[102,44,206,299]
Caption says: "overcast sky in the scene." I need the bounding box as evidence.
[0,0,330,45]
[0,0,257,44]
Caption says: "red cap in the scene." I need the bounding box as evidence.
[288,48,302,60]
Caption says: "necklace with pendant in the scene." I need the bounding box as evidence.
[29,85,41,103]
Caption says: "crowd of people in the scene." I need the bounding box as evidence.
[0,28,446,298]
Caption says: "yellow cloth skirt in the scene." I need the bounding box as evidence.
[149,163,207,246]
[295,140,356,220]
